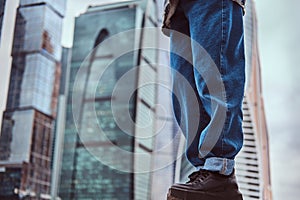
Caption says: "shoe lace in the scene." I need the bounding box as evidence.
[187,170,210,184]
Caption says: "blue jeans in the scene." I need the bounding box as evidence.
[170,0,245,175]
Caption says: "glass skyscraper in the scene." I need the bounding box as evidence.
[174,1,273,200]
[0,0,66,199]
[58,1,159,199]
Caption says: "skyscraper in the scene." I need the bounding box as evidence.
[0,0,5,41]
[0,0,66,199]
[58,1,159,199]
[51,47,71,200]
[235,1,273,199]
[173,1,273,200]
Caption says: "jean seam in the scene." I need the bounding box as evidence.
[220,0,230,158]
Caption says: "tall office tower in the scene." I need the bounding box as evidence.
[235,1,273,199]
[0,0,5,41]
[51,47,71,199]
[150,0,180,199]
[58,1,159,199]
[174,1,273,200]
[0,0,66,199]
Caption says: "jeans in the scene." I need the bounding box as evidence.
[170,0,245,175]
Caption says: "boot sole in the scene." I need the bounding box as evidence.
[167,187,243,200]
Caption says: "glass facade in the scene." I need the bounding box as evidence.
[0,109,55,199]
[19,0,65,17]
[59,1,160,199]
[59,6,137,200]
[0,0,66,199]
[0,164,22,200]
[7,3,64,116]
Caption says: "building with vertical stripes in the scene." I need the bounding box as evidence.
[235,0,272,199]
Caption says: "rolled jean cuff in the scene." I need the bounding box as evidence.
[198,157,235,175]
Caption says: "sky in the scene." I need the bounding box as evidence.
[255,0,300,199]
[1,0,300,199]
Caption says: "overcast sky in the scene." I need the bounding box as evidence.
[0,0,300,199]
[255,0,300,199]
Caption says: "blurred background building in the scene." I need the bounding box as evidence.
[236,1,272,199]
[0,0,6,41]
[0,0,66,199]
[50,47,71,200]
[56,0,162,199]
[174,1,273,200]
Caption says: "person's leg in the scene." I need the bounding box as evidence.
[167,1,245,199]
[181,0,246,175]
[169,3,211,167]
